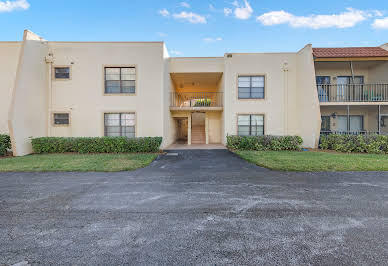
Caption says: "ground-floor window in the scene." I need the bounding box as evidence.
[321,116,330,132]
[238,114,264,136]
[336,115,364,132]
[104,113,135,137]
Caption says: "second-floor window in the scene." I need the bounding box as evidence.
[238,76,265,99]
[105,67,136,94]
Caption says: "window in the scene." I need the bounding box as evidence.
[54,67,70,79]
[336,76,364,101]
[238,76,265,99]
[104,113,135,137]
[337,115,364,133]
[53,113,70,125]
[321,116,330,132]
[316,76,331,102]
[105,67,136,94]
[238,114,264,136]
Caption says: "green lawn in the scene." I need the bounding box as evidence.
[235,150,388,172]
[0,153,158,172]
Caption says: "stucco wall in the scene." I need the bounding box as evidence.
[320,105,385,132]
[223,51,318,147]
[368,61,388,83]
[9,31,49,156]
[0,42,20,134]
[315,61,370,83]
[208,112,222,143]
[47,41,166,146]
[296,45,321,148]
[169,57,224,73]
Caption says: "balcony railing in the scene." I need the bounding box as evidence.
[317,84,388,102]
[170,92,223,108]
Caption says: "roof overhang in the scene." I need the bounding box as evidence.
[314,57,388,62]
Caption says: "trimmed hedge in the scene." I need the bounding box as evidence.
[320,134,388,154]
[227,135,303,151]
[0,134,11,156]
[31,137,162,154]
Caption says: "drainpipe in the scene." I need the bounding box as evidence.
[282,61,289,135]
[45,53,54,137]
[378,105,381,134]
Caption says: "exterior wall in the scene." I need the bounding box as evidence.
[315,61,370,83]
[47,41,166,146]
[207,112,222,143]
[223,49,319,148]
[368,61,388,83]
[169,57,224,73]
[320,105,383,132]
[0,42,20,134]
[296,45,321,148]
[9,31,49,156]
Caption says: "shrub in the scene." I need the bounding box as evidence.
[31,137,162,154]
[226,135,303,151]
[0,134,11,156]
[194,98,211,107]
[320,134,388,154]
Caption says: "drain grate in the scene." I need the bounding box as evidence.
[166,153,179,156]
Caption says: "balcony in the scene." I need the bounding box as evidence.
[317,84,388,103]
[170,92,223,111]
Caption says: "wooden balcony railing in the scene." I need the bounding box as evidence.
[317,84,388,102]
[170,92,223,108]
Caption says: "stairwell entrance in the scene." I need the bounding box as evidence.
[191,113,206,144]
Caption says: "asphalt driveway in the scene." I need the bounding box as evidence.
[0,150,387,265]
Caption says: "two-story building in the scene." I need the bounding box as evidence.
[0,30,387,156]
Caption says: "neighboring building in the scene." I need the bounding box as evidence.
[0,30,387,156]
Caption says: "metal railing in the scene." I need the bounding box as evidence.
[320,131,380,136]
[317,84,388,102]
[170,92,223,107]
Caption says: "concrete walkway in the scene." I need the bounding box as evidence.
[0,150,387,265]
[165,143,226,150]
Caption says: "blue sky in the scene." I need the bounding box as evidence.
[0,0,387,56]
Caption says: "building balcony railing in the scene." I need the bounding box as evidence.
[317,84,388,102]
[170,92,223,108]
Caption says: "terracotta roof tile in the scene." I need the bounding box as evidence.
[312,47,388,58]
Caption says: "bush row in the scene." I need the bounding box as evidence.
[0,134,11,156]
[226,135,303,151]
[31,137,162,154]
[320,134,388,154]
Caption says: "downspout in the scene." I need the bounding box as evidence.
[350,61,355,101]
[282,61,289,135]
[45,53,54,137]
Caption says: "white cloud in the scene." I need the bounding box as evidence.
[228,0,253,20]
[158,8,170,17]
[224,8,232,16]
[0,0,29,13]
[256,8,370,29]
[170,50,183,56]
[157,32,167,37]
[373,17,388,29]
[173,11,207,24]
[203,37,222,43]
[180,2,190,8]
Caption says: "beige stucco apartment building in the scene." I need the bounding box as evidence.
[1,30,388,156]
